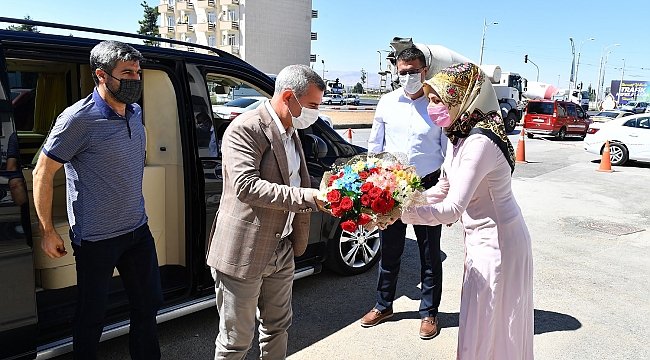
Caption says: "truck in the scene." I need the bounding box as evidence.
[383,37,524,133]
[524,82,590,110]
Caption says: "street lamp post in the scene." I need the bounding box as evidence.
[596,43,619,101]
[599,51,612,100]
[575,37,594,89]
[321,59,325,80]
[479,18,498,65]
[569,38,575,94]
[617,58,626,104]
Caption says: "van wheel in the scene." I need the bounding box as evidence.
[505,113,517,133]
[608,142,628,166]
[324,224,380,275]
[556,127,567,140]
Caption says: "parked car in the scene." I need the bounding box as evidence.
[524,99,590,139]
[583,113,650,166]
[321,93,345,105]
[620,101,647,114]
[346,94,360,105]
[0,20,378,360]
[212,96,266,120]
[590,110,634,123]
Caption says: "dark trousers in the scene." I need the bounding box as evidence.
[71,223,163,360]
[375,175,443,318]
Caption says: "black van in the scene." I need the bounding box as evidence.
[0,18,379,359]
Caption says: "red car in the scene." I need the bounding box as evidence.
[524,100,590,139]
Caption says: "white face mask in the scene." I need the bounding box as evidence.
[399,73,424,95]
[288,92,320,129]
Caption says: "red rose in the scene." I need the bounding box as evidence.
[331,206,345,217]
[369,167,380,175]
[340,197,354,212]
[340,220,358,233]
[327,190,342,203]
[357,213,372,226]
[386,198,395,211]
[360,194,372,207]
[381,190,393,201]
[358,171,369,180]
[371,198,389,214]
[360,182,374,193]
[368,186,383,199]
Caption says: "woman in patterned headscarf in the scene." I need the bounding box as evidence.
[401,62,534,360]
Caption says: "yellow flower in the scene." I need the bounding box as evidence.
[352,161,366,172]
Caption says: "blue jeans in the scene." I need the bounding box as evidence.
[375,176,443,318]
[71,223,163,360]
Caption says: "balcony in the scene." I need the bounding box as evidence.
[219,20,239,31]
[177,45,197,53]
[175,0,194,11]
[196,22,217,33]
[220,0,240,6]
[219,44,240,55]
[158,26,175,35]
[158,4,174,13]
[196,0,216,8]
[177,23,195,33]
[311,32,317,40]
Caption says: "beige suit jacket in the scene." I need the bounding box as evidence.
[206,103,318,279]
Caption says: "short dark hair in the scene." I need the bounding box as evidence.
[397,47,426,68]
[90,40,143,85]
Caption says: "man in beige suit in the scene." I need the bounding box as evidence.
[206,65,326,359]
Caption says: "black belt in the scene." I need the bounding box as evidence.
[421,169,441,183]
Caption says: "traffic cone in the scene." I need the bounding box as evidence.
[516,128,527,163]
[345,128,354,143]
[596,140,614,173]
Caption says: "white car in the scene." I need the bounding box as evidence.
[583,113,650,166]
[321,93,345,105]
[212,96,267,120]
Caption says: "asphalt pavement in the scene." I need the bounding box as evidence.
[53,128,650,360]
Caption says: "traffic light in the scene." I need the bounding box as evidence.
[578,82,583,90]
[524,54,528,63]
[335,78,340,84]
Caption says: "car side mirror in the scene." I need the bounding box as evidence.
[303,134,328,160]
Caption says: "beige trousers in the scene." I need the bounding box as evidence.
[211,239,295,360]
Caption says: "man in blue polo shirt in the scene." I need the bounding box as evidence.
[32,40,162,360]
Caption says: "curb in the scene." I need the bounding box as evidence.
[333,123,374,130]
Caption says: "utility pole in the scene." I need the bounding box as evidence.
[479,19,498,65]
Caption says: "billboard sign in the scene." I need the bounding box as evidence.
[610,80,650,104]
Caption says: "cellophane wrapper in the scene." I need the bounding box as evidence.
[318,152,428,231]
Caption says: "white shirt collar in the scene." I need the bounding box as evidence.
[264,101,295,138]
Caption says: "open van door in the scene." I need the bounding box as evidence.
[0,43,38,359]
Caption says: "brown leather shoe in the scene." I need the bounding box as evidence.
[360,308,393,327]
[419,317,440,339]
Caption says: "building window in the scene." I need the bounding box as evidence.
[208,35,216,47]
[168,15,175,27]
[227,34,236,46]
[208,11,216,23]
[228,10,236,21]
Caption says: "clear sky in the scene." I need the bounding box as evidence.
[2,0,649,90]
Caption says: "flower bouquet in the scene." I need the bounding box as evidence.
[319,152,426,232]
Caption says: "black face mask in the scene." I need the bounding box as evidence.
[103,69,143,105]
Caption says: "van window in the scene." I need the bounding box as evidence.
[6,59,87,165]
[557,104,567,117]
[527,102,554,115]
[566,104,577,117]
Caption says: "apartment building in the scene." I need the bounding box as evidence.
[158,0,318,74]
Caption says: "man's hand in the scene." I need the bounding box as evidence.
[41,231,68,258]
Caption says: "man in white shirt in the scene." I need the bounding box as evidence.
[206,65,326,359]
[362,47,447,340]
